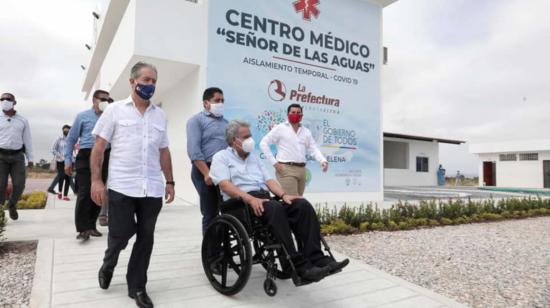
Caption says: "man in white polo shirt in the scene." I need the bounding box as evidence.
[90,62,175,308]
[260,103,328,196]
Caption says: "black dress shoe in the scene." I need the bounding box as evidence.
[296,264,330,282]
[89,229,103,237]
[98,266,113,289]
[76,231,90,241]
[129,291,154,308]
[315,256,350,274]
[8,206,18,220]
[325,258,350,274]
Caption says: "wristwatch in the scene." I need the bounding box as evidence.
[166,181,175,186]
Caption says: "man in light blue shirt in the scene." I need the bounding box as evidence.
[210,120,349,282]
[65,89,112,241]
[186,87,228,234]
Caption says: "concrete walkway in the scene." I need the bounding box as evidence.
[4,195,467,308]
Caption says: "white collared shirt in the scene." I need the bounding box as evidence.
[260,121,326,166]
[92,97,169,198]
[0,113,34,161]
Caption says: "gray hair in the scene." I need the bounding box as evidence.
[226,120,250,146]
[130,61,158,79]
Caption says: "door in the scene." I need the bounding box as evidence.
[543,161,550,188]
[483,161,496,186]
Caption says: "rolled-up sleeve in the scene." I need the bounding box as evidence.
[209,151,229,185]
[92,106,115,142]
[65,115,81,165]
[306,130,326,163]
[186,116,205,161]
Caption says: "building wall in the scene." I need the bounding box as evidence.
[383,137,439,186]
[476,151,550,188]
[159,67,207,205]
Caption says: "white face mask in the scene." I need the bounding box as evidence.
[240,137,255,153]
[1,100,14,111]
[209,102,224,117]
[98,101,109,112]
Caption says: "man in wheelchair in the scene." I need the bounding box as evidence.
[209,120,349,283]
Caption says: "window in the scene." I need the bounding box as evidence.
[416,157,429,172]
[519,153,538,161]
[384,141,408,169]
[499,154,517,161]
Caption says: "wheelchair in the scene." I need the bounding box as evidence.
[201,188,338,297]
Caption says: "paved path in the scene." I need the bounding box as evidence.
[4,195,467,308]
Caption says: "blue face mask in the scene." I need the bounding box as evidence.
[135,83,155,100]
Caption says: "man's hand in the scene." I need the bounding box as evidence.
[248,197,269,216]
[321,161,329,172]
[282,194,302,205]
[91,180,106,207]
[274,163,284,173]
[64,163,73,176]
[165,184,175,204]
[204,175,213,186]
[27,161,34,168]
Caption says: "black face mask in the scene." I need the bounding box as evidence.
[63,130,69,136]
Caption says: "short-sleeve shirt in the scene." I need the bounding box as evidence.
[209,147,273,201]
[92,97,169,198]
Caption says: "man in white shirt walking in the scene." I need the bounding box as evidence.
[0,92,34,221]
[90,62,175,308]
[260,104,327,196]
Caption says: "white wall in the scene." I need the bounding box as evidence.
[476,151,550,188]
[160,67,207,204]
[134,0,207,66]
[97,0,136,98]
[383,137,439,186]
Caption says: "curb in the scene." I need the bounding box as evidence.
[30,239,54,308]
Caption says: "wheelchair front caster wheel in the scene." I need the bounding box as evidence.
[263,278,277,296]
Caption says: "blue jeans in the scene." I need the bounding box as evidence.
[191,164,219,235]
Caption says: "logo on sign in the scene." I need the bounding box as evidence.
[268,79,287,101]
[293,0,320,21]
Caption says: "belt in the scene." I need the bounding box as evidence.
[248,190,271,199]
[0,148,23,155]
[279,161,306,167]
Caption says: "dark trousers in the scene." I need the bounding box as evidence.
[191,164,219,234]
[48,162,75,194]
[74,149,109,232]
[102,189,162,293]
[0,152,26,208]
[57,161,73,196]
[225,195,325,265]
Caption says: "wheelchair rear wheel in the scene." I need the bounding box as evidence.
[202,214,253,295]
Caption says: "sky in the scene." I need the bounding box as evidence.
[1,0,549,176]
[382,0,550,175]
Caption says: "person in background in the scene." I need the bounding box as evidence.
[65,89,111,241]
[455,170,462,186]
[49,124,75,200]
[260,103,328,196]
[186,87,228,234]
[0,92,34,221]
